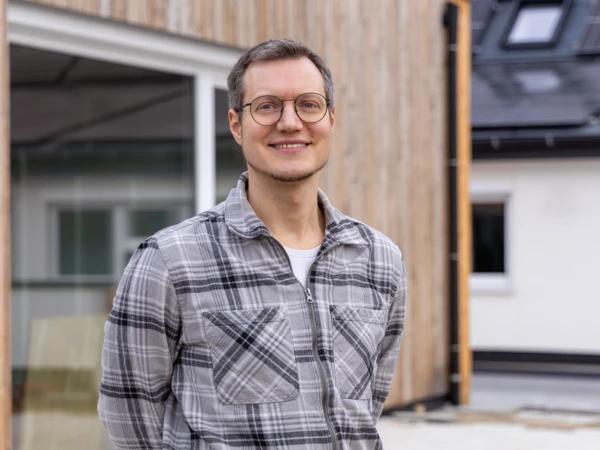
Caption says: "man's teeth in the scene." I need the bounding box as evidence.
[272,143,307,149]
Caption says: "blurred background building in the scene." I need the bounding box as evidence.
[0,1,472,449]
[470,0,600,375]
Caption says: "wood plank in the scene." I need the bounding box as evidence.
[270,0,286,40]
[110,0,126,21]
[327,0,350,214]
[455,0,473,406]
[413,0,431,400]
[245,0,257,47]
[431,0,450,396]
[399,0,415,406]
[99,0,111,18]
[126,0,148,26]
[149,0,168,31]
[255,0,268,44]
[87,0,102,15]
[316,0,331,194]
[212,0,224,43]
[200,0,213,41]
[184,0,202,38]
[226,0,237,47]
[0,1,10,446]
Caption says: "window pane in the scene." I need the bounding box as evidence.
[129,209,174,237]
[508,4,562,44]
[124,251,136,269]
[215,88,247,203]
[59,210,112,275]
[472,203,505,273]
[10,44,194,450]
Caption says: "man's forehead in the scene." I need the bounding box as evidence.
[243,57,326,99]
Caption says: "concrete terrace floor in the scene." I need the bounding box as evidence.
[377,373,600,450]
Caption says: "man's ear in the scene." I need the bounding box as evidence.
[228,109,243,146]
[329,106,336,131]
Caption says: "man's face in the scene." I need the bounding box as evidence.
[228,57,335,183]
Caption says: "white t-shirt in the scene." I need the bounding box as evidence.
[283,245,321,289]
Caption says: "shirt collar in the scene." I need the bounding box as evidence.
[224,172,367,250]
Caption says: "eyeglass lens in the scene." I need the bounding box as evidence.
[250,93,327,125]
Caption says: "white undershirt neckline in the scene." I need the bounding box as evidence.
[283,245,321,289]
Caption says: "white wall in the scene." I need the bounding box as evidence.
[470,158,600,354]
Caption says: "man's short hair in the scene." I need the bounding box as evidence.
[227,38,335,112]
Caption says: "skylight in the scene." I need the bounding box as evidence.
[507,3,563,45]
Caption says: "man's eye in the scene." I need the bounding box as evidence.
[255,103,279,112]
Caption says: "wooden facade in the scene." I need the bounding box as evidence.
[1,0,472,442]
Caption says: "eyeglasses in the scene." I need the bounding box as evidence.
[235,93,330,126]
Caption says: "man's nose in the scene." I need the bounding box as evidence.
[277,102,303,132]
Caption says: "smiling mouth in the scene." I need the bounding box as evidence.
[270,143,309,149]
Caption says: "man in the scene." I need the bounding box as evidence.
[99,38,407,450]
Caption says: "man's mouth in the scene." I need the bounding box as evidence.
[270,143,309,149]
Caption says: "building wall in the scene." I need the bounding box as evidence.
[471,158,600,354]
[19,0,451,406]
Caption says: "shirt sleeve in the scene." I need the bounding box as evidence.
[371,255,407,421]
[98,238,181,449]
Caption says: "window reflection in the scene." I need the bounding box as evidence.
[215,88,247,203]
[10,44,194,450]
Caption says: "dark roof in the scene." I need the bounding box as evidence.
[472,58,600,129]
[471,0,497,47]
[577,1,600,54]
[470,0,600,158]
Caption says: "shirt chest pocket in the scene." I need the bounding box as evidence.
[202,307,299,405]
[330,305,388,400]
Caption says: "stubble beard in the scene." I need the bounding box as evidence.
[242,147,329,183]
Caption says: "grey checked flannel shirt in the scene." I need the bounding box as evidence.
[99,172,407,450]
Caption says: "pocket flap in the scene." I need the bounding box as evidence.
[330,305,387,324]
[202,307,285,328]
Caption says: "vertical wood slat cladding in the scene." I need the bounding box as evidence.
[22,0,451,408]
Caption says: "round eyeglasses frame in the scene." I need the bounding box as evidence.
[235,92,330,126]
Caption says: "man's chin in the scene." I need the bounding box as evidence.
[247,161,327,184]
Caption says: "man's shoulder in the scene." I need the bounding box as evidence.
[336,211,403,261]
[147,202,226,248]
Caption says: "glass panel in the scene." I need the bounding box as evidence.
[508,3,562,44]
[472,203,505,273]
[59,210,112,275]
[215,88,247,203]
[129,209,173,237]
[10,44,194,450]
[123,251,136,269]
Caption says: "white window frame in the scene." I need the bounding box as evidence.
[7,1,243,214]
[49,202,189,282]
[470,183,513,295]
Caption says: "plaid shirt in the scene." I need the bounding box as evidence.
[99,173,407,450]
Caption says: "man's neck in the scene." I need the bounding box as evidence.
[246,170,326,250]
